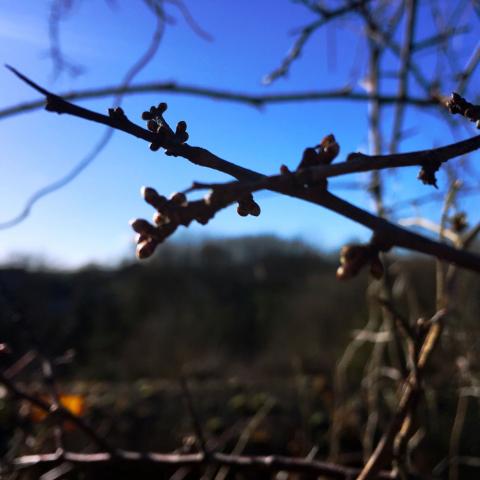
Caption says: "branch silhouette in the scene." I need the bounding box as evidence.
[7,66,480,274]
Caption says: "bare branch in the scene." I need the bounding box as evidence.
[10,449,409,479]
[0,83,441,122]
[7,67,480,274]
[389,0,418,154]
[263,0,373,84]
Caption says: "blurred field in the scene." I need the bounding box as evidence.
[2,236,480,478]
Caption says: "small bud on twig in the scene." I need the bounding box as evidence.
[336,240,387,281]
[129,218,157,237]
[170,192,187,206]
[317,134,340,164]
[237,204,249,217]
[237,193,261,217]
[297,134,340,171]
[108,106,127,120]
[141,186,167,210]
[136,239,157,259]
[153,211,168,225]
[147,119,158,132]
[175,121,189,143]
[417,160,441,188]
[446,92,480,127]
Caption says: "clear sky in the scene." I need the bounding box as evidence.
[0,0,479,268]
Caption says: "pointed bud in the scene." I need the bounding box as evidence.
[142,111,153,120]
[153,212,169,225]
[136,233,148,243]
[170,192,187,206]
[136,239,156,259]
[297,148,318,170]
[249,202,261,217]
[147,119,158,132]
[176,121,187,133]
[108,107,126,119]
[237,204,249,217]
[337,244,371,280]
[141,187,167,209]
[318,134,340,164]
[204,191,215,206]
[175,121,189,143]
[130,218,157,236]
[336,265,349,280]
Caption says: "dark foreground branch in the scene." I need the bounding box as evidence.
[0,372,114,455]
[11,449,415,479]
[357,310,446,480]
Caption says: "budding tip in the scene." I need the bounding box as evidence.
[336,266,347,280]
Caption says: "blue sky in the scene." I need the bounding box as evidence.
[0,0,479,267]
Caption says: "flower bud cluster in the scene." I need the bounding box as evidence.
[446,93,480,128]
[131,184,264,259]
[336,239,390,280]
[141,103,189,152]
[237,193,261,217]
[130,187,217,259]
[296,134,340,170]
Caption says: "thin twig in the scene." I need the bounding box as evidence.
[179,376,208,456]
[0,84,441,121]
[357,309,447,480]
